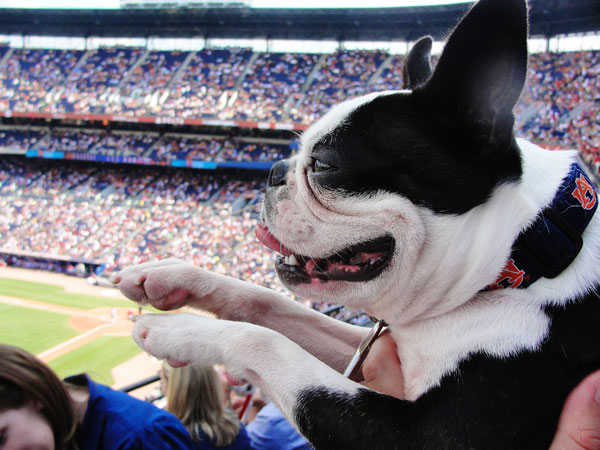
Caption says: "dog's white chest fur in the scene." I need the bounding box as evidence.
[388,140,600,399]
[392,290,550,400]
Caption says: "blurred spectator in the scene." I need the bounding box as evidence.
[152,135,222,162]
[161,362,252,449]
[118,50,190,116]
[0,128,46,152]
[163,49,252,120]
[1,344,195,449]
[229,389,312,450]
[245,402,313,450]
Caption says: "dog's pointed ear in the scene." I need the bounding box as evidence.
[418,0,528,153]
[403,36,433,90]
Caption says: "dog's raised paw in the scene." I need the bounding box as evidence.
[131,313,228,367]
[113,259,195,310]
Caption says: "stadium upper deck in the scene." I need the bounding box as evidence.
[0,1,597,40]
[0,46,597,157]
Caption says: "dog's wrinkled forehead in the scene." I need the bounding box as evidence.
[300,91,401,159]
[293,89,523,215]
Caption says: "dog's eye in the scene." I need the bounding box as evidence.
[311,158,333,173]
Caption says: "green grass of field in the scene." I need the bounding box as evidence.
[49,335,143,386]
[0,303,78,354]
[0,276,146,386]
[0,277,133,309]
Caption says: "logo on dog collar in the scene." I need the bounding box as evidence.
[488,259,526,290]
[572,174,597,210]
[486,163,597,291]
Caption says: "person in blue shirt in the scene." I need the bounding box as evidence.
[244,401,313,450]
[64,373,194,450]
[0,344,194,450]
[161,362,252,450]
[229,385,312,450]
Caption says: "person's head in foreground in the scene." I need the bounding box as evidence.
[0,344,77,450]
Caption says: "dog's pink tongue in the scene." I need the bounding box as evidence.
[255,222,293,256]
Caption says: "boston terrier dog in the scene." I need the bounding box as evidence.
[112,0,600,447]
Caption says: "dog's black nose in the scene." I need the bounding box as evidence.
[267,160,288,187]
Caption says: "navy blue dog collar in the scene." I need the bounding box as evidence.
[487,163,597,290]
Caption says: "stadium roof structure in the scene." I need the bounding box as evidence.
[0,0,598,41]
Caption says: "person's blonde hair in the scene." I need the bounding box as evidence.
[163,362,240,447]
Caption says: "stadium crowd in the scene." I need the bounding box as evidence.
[152,135,222,162]
[119,50,190,115]
[518,51,600,152]
[162,48,253,120]
[0,47,596,162]
[0,157,289,294]
[0,44,598,313]
[233,52,321,122]
[0,127,293,163]
[0,47,597,143]
[0,128,45,151]
[63,47,144,114]
[296,50,388,122]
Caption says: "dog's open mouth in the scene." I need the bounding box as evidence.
[255,222,395,284]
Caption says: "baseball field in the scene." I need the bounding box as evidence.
[0,266,164,394]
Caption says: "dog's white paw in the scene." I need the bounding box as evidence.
[131,312,266,374]
[111,258,209,310]
[131,313,228,367]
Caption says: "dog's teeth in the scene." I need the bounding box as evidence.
[287,255,299,266]
[349,254,362,265]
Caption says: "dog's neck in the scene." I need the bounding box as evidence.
[372,140,600,326]
[486,160,597,290]
[384,141,600,400]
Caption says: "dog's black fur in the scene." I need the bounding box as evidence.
[289,0,600,448]
[296,297,600,449]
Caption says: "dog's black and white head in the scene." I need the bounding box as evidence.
[257,0,537,323]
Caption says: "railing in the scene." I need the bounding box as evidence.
[119,374,160,393]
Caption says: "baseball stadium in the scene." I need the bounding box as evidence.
[0,0,598,447]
